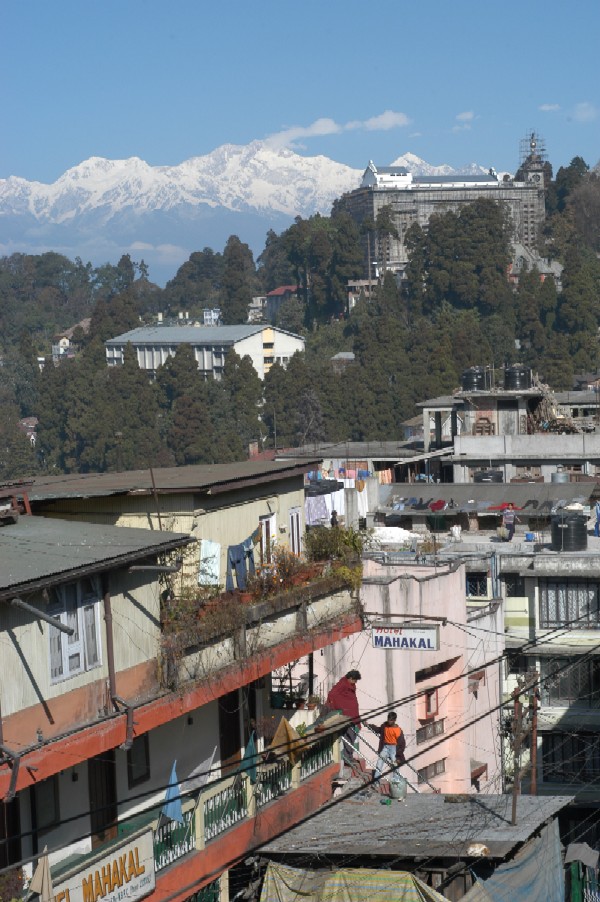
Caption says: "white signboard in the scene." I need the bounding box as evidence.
[371,623,439,651]
[53,829,156,902]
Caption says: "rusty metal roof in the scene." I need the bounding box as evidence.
[260,792,573,861]
[0,516,194,599]
[22,460,320,502]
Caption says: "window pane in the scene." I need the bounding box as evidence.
[83,603,99,668]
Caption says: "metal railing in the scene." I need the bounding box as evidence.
[203,776,248,842]
[155,805,196,871]
[255,757,293,808]
[300,735,334,780]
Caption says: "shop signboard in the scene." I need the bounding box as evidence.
[371,622,439,651]
[53,828,156,902]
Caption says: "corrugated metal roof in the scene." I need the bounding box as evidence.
[260,793,572,861]
[276,442,420,462]
[0,517,193,598]
[105,325,265,345]
[25,460,320,502]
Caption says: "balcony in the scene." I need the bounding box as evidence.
[160,552,362,692]
[50,731,338,890]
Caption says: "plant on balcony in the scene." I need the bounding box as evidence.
[304,525,365,564]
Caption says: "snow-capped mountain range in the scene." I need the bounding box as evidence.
[0,142,489,284]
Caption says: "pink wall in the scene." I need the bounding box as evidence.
[314,560,503,794]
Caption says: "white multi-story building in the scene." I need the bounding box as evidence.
[105,325,304,380]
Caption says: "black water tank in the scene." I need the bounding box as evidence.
[461,367,489,391]
[504,365,532,391]
[551,512,588,552]
[474,469,503,483]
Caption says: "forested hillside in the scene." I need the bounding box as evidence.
[1,157,599,480]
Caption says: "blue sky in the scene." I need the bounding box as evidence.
[3,0,599,183]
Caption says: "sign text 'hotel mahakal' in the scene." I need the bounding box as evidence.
[53,829,156,902]
[371,623,440,651]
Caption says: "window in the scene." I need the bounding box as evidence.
[542,733,600,784]
[539,580,600,629]
[422,688,438,719]
[127,735,150,788]
[504,573,526,597]
[466,572,487,597]
[416,718,445,744]
[260,514,276,564]
[49,577,102,682]
[263,356,274,365]
[417,758,446,783]
[32,776,60,831]
[288,508,302,556]
[540,656,600,706]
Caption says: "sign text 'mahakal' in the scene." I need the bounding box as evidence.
[53,829,156,902]
[371,624,439,651]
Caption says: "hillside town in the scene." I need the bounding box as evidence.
[2,128,600,902]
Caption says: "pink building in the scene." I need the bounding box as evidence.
[314,558,504,794]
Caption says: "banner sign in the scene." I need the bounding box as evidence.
[53,829,156,902]
[371,623,439,651]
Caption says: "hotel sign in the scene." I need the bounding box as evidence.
[53,829,156,902]
[371,623,439,651]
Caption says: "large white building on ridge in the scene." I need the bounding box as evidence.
[105,324,305,379]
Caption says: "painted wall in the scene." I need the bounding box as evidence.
[314,560,502,794]
[0,570,161,727]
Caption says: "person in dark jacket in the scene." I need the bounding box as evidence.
[326,670,361,762]
[368,711,406,781]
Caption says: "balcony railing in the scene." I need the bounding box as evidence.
[300,735,335,780]
[203,775,248,842]
[155,805,196,871]
[255,757,293,808]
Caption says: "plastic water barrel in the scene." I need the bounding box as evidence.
[474,470,503,483]
[504,365,532,391]
[461,367,489,391]
[551,513,588,551]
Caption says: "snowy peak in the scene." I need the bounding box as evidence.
[390,151,488,176]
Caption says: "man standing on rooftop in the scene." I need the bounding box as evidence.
[326,670,362,763]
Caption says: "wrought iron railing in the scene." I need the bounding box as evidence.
[300,735,334,780]
[155,805,196,871]
[203,777,248,842]
[255,758,293,808]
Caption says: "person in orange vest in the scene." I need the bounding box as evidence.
[369,711,406,781]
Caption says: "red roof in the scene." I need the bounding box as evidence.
[267,285,299,297]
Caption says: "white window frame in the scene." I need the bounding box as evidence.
[288,507,302,556]
[260,513,276,565]
[49,576,102,683]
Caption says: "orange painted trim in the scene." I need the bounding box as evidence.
[155,761,339,902]
[0,615,361,796]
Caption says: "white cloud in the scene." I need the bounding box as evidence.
[266,111,410,149]
[539,103,560,112]
[452,111,475,133]
[362,110,410,131]
[573,101,598,122]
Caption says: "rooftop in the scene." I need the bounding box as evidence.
[0,516,193,599]
[260,793,572,861]
[24,459,321,502]
[105,324,304,346]
[379,482,596,516]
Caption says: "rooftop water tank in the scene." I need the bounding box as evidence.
[551,469,570,484]
[461,367,491,391]
[551,512,588,552]
[504,365,532,391]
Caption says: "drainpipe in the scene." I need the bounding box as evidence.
[103,585,118,711]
